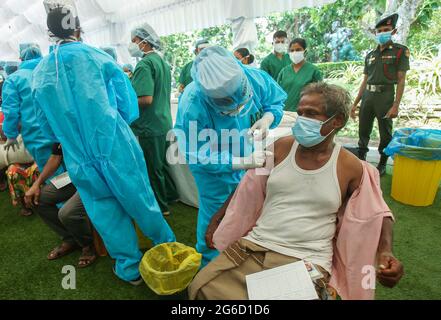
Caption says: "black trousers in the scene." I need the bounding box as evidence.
[358,90,394,157]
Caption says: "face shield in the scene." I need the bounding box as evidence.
[212,76,253,116]
[192,46,253,116]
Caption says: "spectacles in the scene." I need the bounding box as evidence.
[220,104,246,116]
[213,96,235,107]
[219,94,253,116]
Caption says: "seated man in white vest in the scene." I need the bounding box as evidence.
[190,82,404,300]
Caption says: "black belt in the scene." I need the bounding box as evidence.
[366,84,395,93]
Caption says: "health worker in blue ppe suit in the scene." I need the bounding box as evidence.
[100,46,118,62]
[4,62,19,76]
[123,64,134,79]
[175,46,287,266]
[32,5,175,284]
[2,43,64,177]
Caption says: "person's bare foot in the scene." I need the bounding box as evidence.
[47,242,78,260]
[18,198,33,216]
[78,246,97,268]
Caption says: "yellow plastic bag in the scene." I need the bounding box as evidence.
[139,242,202,295]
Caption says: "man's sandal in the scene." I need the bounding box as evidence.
[78,246,97,268]
[19,208,33,217]
[47,243,79,260]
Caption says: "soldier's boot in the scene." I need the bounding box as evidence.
[377,155,388,177]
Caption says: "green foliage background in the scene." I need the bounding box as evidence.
[160,0,440,86]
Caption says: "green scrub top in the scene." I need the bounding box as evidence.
[260,53,291,80]
[277,62,323,112]
[179,61,193,88]
[130,52,173,137]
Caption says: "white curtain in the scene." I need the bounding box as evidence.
[230,17,259,52]
[0,0,336,61]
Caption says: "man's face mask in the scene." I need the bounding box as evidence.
[274,42,288,54]
[376,31,393,45]
[128,39,146,58]
[292,114,336,147]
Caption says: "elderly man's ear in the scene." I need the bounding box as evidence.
[333,113,346,130]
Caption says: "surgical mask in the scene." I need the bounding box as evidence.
[128,40,146,58]
[292,115,336,147]
[289,51,305,64]
[376,31,392,45]
[124,71,132,77]
[274,43,288,54]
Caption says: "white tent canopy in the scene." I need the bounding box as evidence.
[0,0,335,62]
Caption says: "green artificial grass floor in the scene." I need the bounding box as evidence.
[0,174,440,300]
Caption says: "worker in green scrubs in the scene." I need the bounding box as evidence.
[178,39,210,93]
[277,38,323,112]
[260,30,292,80]
[128,23,178,216]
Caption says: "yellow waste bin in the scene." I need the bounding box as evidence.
[391,155,441,206]
[386,128,441,207]
[139,242,202,295]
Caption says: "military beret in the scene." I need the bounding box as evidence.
[375,13,399,29]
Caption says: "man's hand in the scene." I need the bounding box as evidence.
[377,252,404,288]
[350,104,359,120]
[384,105,399,119]
[24,184,41,208]
[3,138,19,152]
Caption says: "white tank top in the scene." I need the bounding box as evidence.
[245,141,342,272]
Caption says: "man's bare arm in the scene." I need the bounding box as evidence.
[24,154,62,207]
[378,217,394,254]
[138,96,153,107]
[342,153,404,288]
[385,71,406,119]
[353,74,368,108]
[376,217,404,288]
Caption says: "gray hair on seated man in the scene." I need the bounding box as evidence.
[300,82,352,130]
